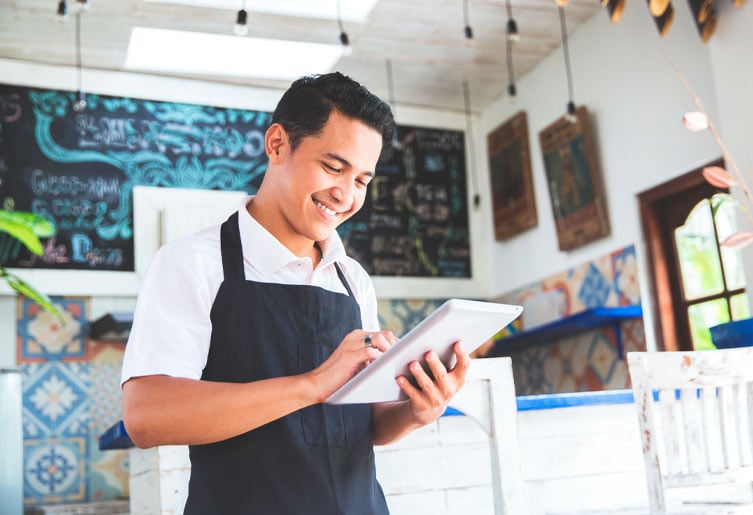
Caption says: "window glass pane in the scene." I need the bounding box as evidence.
[688,298,730,350]
[675,199,724,300]
[712,194,747,291]
[731,293,751,320]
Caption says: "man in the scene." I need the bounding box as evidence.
[121,72,470,514]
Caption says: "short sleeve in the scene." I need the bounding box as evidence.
[121,243,214,385]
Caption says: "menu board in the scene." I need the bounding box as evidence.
[0,85,471,277]
[339,125,471,277]
[0,86,271,270]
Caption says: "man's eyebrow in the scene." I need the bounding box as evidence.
[322,152,374,176]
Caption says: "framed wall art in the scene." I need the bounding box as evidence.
[487,111,537,241]
[538,106,610,251]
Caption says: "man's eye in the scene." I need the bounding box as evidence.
[356,179,368,187]
[324,163,340,173]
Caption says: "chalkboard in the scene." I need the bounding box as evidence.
[339,126,471,277]
[0,85,471,277]
[0,85,271,270]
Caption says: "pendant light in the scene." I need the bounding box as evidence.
[505,1,517,101]
[558,6,577,123]
[505,0,520,43]
[463,0,474,41]
[57,0,69,21]
[462,80,481,208]
[337,0,352,56]
[234,0,249,36]
[72,10,86,112]
[385,59,401,150]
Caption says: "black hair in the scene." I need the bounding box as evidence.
[271,72,395,154]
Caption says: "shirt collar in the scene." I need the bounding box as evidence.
[237,197,348,277]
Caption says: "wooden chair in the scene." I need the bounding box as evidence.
[627,348,753,514]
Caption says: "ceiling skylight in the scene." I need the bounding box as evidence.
[125,27,344,80]
[143,0,377,23]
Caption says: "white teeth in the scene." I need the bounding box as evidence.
[314,200,337,216]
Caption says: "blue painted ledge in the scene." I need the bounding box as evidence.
[516,389,635,411]
[99,421,134,450]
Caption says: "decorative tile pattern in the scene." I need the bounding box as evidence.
[17,298,87,363]
[578,263,611,309]
[22,361,90,437]
[587,332,618,385]
[18,297,129,508]
[90,359,124,436]
[612,246,640,306]
[88,435,129,502]
[24,437,88,505]
[490,244,646,394]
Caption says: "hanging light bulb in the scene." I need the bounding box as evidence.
[71,11,86,112]
[57,0,69,21]
[463,0,474,43]
[505,0,520,43]
[234,8,249,36]
[74,0,89,13]
[505,5,518,102]
[339,31,352,56]
[506,19,520,43]
[385,59,401,150]
[72,91,87,112]
[565,101,577,124]
[336,0,352,56]
[462,80,481,208]
[559,7,578,124]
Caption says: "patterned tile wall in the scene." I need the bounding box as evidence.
[488,244,646,395]
[17,297,129,507]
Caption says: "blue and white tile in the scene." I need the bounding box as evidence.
[22,361,91,437]
[612,245,640,305]
[24,437,88,505]
[578,263,611,309]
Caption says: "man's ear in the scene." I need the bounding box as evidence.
[265,123,287,164]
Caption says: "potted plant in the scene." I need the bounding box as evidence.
[0,203,63,322]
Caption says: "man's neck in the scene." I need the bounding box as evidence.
[246,198,322,267]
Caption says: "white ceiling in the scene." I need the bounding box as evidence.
[0,0,604,113]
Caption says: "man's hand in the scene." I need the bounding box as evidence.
[397,341,470,426]
[306,329,397,403]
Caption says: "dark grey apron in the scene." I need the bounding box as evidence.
[183,212,389,515]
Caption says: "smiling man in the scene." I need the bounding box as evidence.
[121,72,470,515]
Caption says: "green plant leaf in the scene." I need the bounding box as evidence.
[0,211,55,256]
[1,268,65,324]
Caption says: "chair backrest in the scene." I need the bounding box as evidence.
[627,348,753,514]
[449,357,527,515]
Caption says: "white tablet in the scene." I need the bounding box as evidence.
[325,299,523,405]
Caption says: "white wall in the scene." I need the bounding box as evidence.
[707,0,753,306]
[480,0,752,348]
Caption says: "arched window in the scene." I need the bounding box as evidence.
[639,160,750,351]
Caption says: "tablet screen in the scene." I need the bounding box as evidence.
[325,299,523,404]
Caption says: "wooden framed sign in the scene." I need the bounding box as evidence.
[487,111,537,241]
[538,106,610,251]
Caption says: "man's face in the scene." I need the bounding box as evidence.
[273,110,383,247]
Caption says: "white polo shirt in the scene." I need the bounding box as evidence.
[121,198,379,386]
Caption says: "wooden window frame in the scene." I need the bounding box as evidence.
[638,159,727,351]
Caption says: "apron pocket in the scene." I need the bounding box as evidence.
[299,344,349,448]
